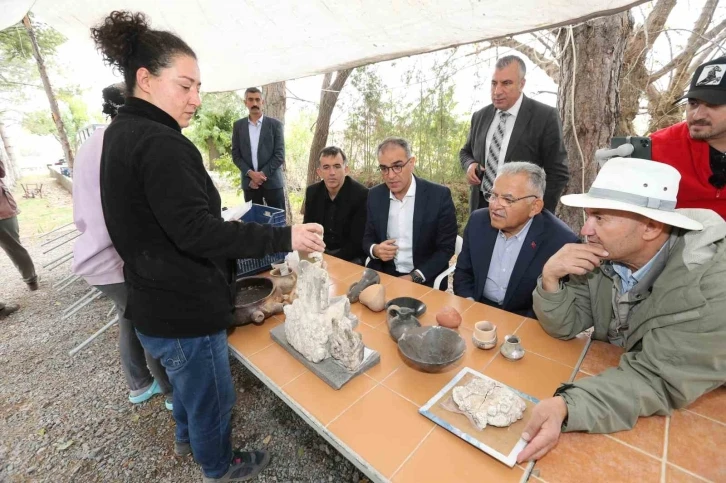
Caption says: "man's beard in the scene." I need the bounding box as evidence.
[689,122,726,140]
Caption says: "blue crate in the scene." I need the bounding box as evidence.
[235,204,287,278]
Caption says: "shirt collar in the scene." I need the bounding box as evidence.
[612,238,669,287]
[498,93,524,118]
[389,175,417,200]
[498,216,534,241]
[248,115,264,126]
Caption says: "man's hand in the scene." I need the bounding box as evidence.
[466,163,481,186]
[248,180,260,190]
[541,243,609,292]
[517,396,568,463]
[248,171,267,185]
[291,223,325,253]
[399,274,413,282]
[372,239,398,262]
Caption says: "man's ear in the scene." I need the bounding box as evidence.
[642,218,668,241]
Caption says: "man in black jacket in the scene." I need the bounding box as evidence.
[231,87,286,210]
[303,146,368,264]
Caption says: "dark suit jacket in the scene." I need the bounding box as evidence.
[362,176,457,289]
[231,115,285,190]
[303,176,369,263]
[459,95,569,212]
[453,208,578,318]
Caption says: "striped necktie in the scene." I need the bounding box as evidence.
[481,110,509,192]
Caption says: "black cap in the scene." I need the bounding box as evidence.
[676,56,726,105]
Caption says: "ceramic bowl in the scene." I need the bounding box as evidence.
[473,321,497,341]
[397,326,465,372]
[472,333,497,350]
[385,297,427,317]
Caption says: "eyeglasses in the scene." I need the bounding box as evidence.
[483,191,538,207]
[379,158,412,175]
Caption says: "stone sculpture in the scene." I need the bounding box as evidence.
[359,284,385,312]
[452,377,526,430]
[283,259,364,371]
[347,268,380,303]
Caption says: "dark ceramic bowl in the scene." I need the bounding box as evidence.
[385,297,426,317]
[397,326,465,373]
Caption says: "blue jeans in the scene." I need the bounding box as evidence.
[136,330,235,478]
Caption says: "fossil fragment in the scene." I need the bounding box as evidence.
[452,378,526,430]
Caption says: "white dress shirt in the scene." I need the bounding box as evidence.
[485,93,524,170]
[248,115,264,172]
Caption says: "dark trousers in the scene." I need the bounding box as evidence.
[243,187,285,211]
[136,330,235,478]
[0,215,37,284]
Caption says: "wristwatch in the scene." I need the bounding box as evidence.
[410,270,424,284]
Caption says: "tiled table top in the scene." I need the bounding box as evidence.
[533,341,726,483]
[228,255,591,482]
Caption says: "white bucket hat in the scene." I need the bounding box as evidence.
[560,158,703,231]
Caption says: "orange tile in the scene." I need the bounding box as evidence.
[514,318,589,368]
[227,318,281,357]
[483,352,572,402]
[459,303,525,335]
[383,362,465,407]
[665,465,710,483]
[328,282,348,298]
[378,272,399,286]
[668,409,726,482]
[392,426,523,483]
[355,323,404,381]
[417,290,474,327]
[350,301,387,328]
[327,385,435,479]
[384,279,432,301]
[247,343,307,387]
[535,432,661,483]
[685,385,726,424]
[283,371,378,426]
[609,415,667,458]
[579,340,624,375]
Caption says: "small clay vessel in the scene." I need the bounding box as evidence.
[436,306,462,329]
[500,334,525,360]
[386,305,421,342]
[268,265,298,295]
[347,269,380,303]
[472,321,497,349]
[359,284,386,312]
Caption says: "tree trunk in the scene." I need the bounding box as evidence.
[205,137,220,170]
[305,69,353,188]
[22,15,74,169]
[262,81,293,223]
[0,117,21,189]
[556,13,632,233]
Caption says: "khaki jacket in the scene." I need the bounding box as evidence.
[0,158,18,220]
[533,209,726,433]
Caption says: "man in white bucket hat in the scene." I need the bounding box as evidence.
[517,157,726,463]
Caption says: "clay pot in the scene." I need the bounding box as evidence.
[500,334,525,360]
[386,305,421,342]
[359,284,386,312]
[436,306,462,329]
[347,269,380,303]
[268,267,298,295]
[232,277,285,327]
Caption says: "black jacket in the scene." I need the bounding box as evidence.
[231,115,285,190]
[362,176,457,289]
[101,97,291,338]
[453,208,578,317]
[459,95,569,212]
[303,176,368,262]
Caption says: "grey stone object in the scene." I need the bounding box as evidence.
[346,268,380,303]
[386,305,421,342]
[397,326,465,373]
[329,319,365,372]
[271,325,380,390]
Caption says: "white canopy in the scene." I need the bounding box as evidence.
[1,0,645,92]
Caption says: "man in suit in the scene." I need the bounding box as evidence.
[460,55,569,213]
[363,137,457,289]
[454,162,578,317]
[303,146,369,264]
[231,87,286,210]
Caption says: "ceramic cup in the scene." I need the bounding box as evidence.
[500,334,525,361]
[472,321,497,350]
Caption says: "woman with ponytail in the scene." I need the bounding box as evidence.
[91,11,324,482]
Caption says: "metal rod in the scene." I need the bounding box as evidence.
[42,221,75,237]
[62,288,98,315]
[56,274,82,291]
[43,251,73,268]
[41,229,79,247]
[45,253,74,271]
[106,303,115,318]
[55,272,77,286]
[61,291,104,320]
[42,232,81,254]
[68,315,119,357]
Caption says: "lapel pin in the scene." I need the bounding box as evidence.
[531,241,537,249]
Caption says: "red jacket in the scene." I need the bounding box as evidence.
[651,121,725,220]
[0,158,18,220]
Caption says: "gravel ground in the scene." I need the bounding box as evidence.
[0,182,365,482]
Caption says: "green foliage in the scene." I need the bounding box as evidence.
[213,153,240,186]
[283,109,316,192]
[186,92,244,164]
[21,87,98,149]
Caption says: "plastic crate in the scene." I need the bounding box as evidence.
[235,204,287,278]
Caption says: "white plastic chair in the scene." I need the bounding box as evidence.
[433,235,464,290]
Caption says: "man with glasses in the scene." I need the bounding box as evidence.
[303,146,369,264]
[454,162,577,316]
[362,137,457,289]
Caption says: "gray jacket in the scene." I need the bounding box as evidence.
[231,115,285,190]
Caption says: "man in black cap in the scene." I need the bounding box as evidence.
[652,56,726,219]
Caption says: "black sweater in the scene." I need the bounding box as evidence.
[100,97,291,338]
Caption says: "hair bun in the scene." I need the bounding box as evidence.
[91,11,149,72]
